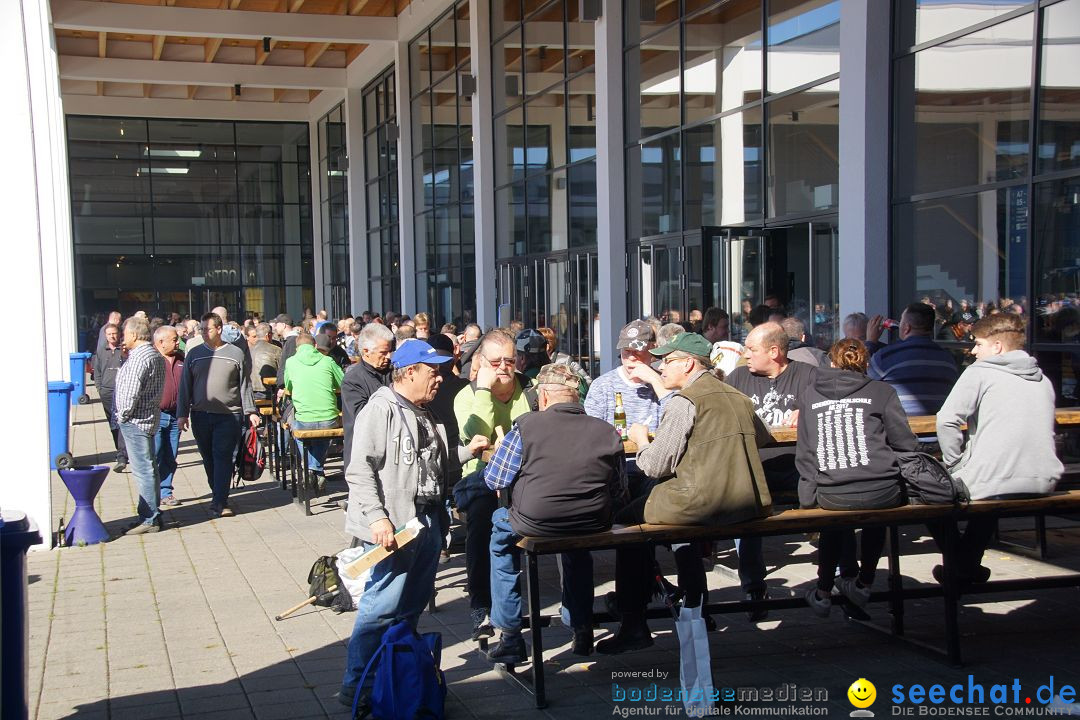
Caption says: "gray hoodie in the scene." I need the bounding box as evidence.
[344,385,473,542]
[936,350,1062,499]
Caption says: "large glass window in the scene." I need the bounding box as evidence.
[68,116,313,326]
[318,104,349,317]
[363,67,401,315]
[892,0,1080,386]
[410,1,475,327]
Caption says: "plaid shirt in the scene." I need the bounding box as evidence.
[114,343,165,434]
[483,426,525,491]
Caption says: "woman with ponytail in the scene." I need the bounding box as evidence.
[796,338,918,618]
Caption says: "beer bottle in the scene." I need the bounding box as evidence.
[613,392,628,440]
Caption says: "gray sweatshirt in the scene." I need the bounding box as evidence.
[345,385,473,542]
[937,350,1062,499]
[177,341,256,417]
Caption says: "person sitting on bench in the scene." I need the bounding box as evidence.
[598,333,773,654]
[796,339,918,617]
[931,313,1062,584]
[481,363,628,665]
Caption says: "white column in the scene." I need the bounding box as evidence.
[345,86,371,314]
[838,0,891,318]
[594,1,627,371]
[394,40,417,315]
[469,0,497,329]
[309,117,326,314]
[1,0,61,547]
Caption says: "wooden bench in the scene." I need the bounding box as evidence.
[505,491,1080,708]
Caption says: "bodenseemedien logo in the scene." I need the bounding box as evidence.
[848,678,877,717]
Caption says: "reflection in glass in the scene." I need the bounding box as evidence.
[811,220,839,349]
[767,0,840,95]
[1035,177,1080,343]
[767,81,839,218]
[893,13,1032,198]
[634,133,681,238]
[893,188,1029,340]
[1038,0,1080,175]
[627,25,680,142]
[1034,351,1080,406]
[683,1,762,121]
[897,0,1031,49]
[363,67,401,313]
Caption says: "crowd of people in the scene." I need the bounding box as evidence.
[86,299,1063,715]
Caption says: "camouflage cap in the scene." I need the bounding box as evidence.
[535,363,579,389]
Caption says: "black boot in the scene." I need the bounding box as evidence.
[571,627,594,656]
[596,613,652,655]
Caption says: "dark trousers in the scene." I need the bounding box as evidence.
[98,389,127,462]
[465,491,498,611]
[611,493,708,613]
[927,518,997,575]
[190,411,242,509]
[816,528,887,592]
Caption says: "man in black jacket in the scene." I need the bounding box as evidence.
[341,323,395,471]
[482,363,627,664]
[92,323,128,472]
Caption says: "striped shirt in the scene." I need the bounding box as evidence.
[584,366,669,432]
[114,343,165,434]
[867,336,959,416]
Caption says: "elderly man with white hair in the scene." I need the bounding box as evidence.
[341,322,396,471]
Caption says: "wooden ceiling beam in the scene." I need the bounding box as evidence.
[273,88,286,102]
[143,83,153,98]
[304,41,330,67]
[348,0,371,14]
[152,35,165,60]
[187,84,198,99]
[96,80,103,96]
[98,31,106,58]
[205,37,223,62]
[289,0,307,11]
[255,38,277,64]
[345,43,365,65]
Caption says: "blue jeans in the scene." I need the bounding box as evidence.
[489,507,594,633]
[190,411,242,509]
[155,411,180,499]
[119,422,160,526]
[341,510,444,696]
[292,418,340,474]
[735,537,766,594]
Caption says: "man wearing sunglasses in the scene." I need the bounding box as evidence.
[453,330,540,641]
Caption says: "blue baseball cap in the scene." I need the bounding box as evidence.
[391,339,454,370]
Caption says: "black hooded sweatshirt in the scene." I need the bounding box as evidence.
[795,367,918,510]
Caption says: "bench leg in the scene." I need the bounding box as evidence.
[939,525,963,666]
[526,551,546,709]
[887,525,905,636]
[301,440,312,516]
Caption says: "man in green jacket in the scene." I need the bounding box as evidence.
[453,330,537,640]
[284,333,344,492]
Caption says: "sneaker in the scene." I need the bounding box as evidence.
[113,461,127,473]
[835,576,871,608]
[485,633,527,665]
[746,590,770,622]
[932,564,991,586]
[160,495,181,507]
[124,522,160,536]
[571,628,594,657]
[314,473,326,495]
[805,588,831,618]
[439,549,451,564]
[219,506,235,518]
[470,608,495,640]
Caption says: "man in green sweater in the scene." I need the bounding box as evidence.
[284,333,344,493]
[453,330,537,639]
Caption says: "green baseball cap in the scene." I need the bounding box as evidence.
[649,332,713,359]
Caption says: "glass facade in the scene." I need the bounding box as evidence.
[67,116,313,324]
[318,103,350,318]
[410,1,476,327]
[892,0,1080,389]
[624,0,840,346]
[363,67,401,315]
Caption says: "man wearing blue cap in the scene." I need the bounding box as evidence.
[340,340,490,711]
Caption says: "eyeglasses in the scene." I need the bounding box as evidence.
[484,356,515,367]
[661,355,690,366]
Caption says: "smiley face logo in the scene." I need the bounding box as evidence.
[848,678,876,709]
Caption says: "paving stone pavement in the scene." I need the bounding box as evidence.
[25,388,1080,719]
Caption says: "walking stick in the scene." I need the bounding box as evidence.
[275,584,338,621]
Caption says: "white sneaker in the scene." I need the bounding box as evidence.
[835,577,871,608]
[805,588,831,618]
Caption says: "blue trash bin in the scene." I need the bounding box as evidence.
[68,352,92,406]
[1,510,42,720]
[46,381,74,470]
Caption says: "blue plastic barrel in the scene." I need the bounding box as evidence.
[69,352,92,405]
[1,510,42,720]
[46,381,74,470]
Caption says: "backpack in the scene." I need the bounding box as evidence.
[306,555,341,607]
[236,424,265,485]
[896,451,970,506]
[354,620,446,720]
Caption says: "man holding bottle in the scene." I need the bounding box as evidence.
[585,320,671,436]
